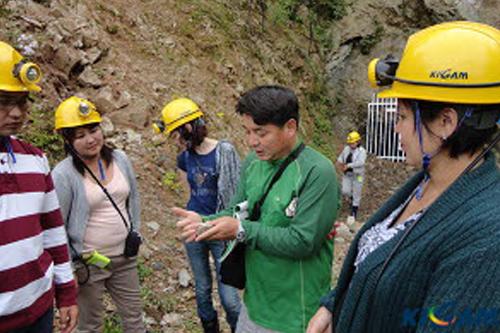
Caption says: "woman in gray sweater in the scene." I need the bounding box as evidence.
[52,96,145,333]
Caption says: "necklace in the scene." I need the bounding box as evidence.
[192,153,208,186]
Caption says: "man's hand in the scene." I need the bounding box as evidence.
[195,216,239,241]
[173,207,203,242]
[306,306,333,333]
[58,305,78,333]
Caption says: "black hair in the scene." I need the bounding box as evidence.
[0,91,29,109]
[236,85,299,126]
[60,123,114,175]
[404,99,500,158]
[175,117,208,151]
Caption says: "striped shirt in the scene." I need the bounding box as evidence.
[0,136,77,332]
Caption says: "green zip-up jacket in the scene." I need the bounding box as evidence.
[210,143,339,332]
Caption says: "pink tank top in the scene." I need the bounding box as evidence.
[82,162,130,256]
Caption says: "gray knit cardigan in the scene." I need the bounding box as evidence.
[52,149,140,258]
[214,140,241,211]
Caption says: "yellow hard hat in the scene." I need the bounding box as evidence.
[367,21,500,104]
[153,98,203,134]
[347,131,361,144]
[0,41,42,93]
[54,96,102,130]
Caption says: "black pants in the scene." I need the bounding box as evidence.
[9,307,53,333]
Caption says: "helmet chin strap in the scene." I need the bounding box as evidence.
[413,102,433,200]
[412,102,473,200]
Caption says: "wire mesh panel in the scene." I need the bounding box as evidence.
[366,95,405,162]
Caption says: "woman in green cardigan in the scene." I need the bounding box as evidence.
[308,21,500,333]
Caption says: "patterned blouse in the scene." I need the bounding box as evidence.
[354,193,424,270]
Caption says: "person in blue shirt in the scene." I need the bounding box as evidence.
[153,98,241,333]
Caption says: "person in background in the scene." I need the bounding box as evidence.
[335,131,366,221]
[0,41,78,333]
[307,21,500,333]
[52,96,146,333]
[153,98,241,333]
[174,86,338,333]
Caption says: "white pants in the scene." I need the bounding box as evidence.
[341,173,364,207]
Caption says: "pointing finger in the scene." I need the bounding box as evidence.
[171,207,189,217]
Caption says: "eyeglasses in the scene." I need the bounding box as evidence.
[0,95,30,113]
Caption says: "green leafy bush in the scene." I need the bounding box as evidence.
[18,101,65,166]
[162,171,182,192]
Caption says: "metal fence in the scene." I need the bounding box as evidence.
[366,95,405,162]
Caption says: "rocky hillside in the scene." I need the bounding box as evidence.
[1,1,345,332]
[1,0,498,332]
[324,0,500,137]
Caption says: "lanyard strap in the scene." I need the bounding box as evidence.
[332,131,500,329]
[1,136,17,164]
[65,143,131,232]
[249,143,305,221]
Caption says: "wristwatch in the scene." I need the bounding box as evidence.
[236,220,246,243]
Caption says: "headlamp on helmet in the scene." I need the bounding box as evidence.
[79,102,91,117]
[367,22,500,105]
[13,59,42,90]
[368,55,399,88]
[152,120,166,134]
[156,98,204,134]
[0,41,43,92]
[54,96,101,130]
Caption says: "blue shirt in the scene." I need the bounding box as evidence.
[177,149,218,215]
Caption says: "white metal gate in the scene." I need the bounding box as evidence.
[366,95,405,162]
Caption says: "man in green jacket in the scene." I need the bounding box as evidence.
[174,85,338,333]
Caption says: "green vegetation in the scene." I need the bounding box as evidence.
[268,0,297,25]
[359,23,384,55]
[103,314,122,333]
[267,0,346,52]
[141,286,177,313]
[268,0,346,23]
[305,91,336,159]
[137,258,153,283]
[105,24,119,35]
[184,317,203,332]
[263,0,347,158]
[302,59,336,159]
[18,100,65,166]
[0,0,12,18]
[162,170,183,193]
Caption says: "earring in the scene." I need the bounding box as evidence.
[441,135,447,141]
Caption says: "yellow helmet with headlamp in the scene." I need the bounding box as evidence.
[152,98,203,134]
[0,41,42,93]
[367,21,500,104]
[54,96,102,130]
